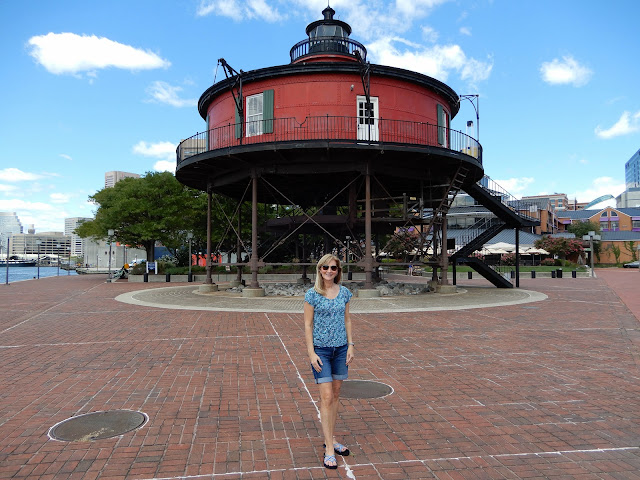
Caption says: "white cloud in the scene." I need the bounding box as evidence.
[0,184,19,194]
[154,160,177,172]
[146,81,197,107]
[493,177,535,198]
[595,111,640,139]
[59,154,73,161]
[50,193,72,204]
[459,27,471,36]
[421,26,439,43]
[0,199,71,233]
[0,168,43,182]
[540,55,592,87]
[133,141,176,162]
[27,32,171,77]
[197,0,284,21]
[367,37,493,85]
[569,177,625,205]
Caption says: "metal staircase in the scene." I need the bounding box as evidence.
[448,175,540,288]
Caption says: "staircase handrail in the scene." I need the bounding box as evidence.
[476,175,538,222]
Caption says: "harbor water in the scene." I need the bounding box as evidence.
[2,266,78,284]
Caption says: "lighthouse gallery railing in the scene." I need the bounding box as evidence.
[177,116,482,167]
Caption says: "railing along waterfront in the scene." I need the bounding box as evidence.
[290,36,367,62]
[177,116,482,166]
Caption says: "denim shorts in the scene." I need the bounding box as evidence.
[312,344,349,384]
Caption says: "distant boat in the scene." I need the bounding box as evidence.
[0,260,37,267]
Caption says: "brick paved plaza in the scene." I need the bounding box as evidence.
[1,271,639,479]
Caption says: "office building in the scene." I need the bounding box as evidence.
[625,149,640,189]
[105,171,140,188]
[0,212,23,255]
[65,217,93,257]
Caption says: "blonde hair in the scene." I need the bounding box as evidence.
[314,254,342,295]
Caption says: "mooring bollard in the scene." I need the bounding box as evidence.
[556,269,562,278]
[551,270,556,278]
[531,270,536,278]
[165,273,171,282]
[572,270,577,278]
[143,273,148,282]
[468,271,472,279]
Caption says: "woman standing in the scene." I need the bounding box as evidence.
[304,254,355,469]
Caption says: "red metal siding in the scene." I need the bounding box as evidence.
[206,72,451,131]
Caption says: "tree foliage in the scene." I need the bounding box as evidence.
[534,236,584,260]
[567,220,601,259]
[75,172,209,262]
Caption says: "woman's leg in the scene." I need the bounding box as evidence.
[330,379,343,445]
[318,382,337,465]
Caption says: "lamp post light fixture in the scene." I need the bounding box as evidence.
[186,232,194,282]
[459,94,479,142]
[107,229,115,281]
[582,230,601,278]
[36,239,41,279]
[56,243,61,276]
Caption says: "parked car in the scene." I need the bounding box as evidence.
[623,260,639,268]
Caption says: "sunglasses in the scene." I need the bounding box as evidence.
[321,265,339,271]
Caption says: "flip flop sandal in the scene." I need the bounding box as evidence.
[324,442,350,456]
[323,454,338,469]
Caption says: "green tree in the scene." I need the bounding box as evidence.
[76,172,209,262]
[623,241,637,261]
[608,244,621,265]
[567,220,601,260]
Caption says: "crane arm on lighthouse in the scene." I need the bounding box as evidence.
[355,51,374,122]
[218,58,245,141]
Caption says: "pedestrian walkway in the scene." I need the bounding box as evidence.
[1,273,639,479]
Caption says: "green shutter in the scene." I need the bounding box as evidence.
[263,89,274,134]
[437,104,444,145]
[235,101,242,139]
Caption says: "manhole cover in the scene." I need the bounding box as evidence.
[49,410,147,442]
[340,380,393,399]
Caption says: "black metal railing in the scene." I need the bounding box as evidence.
[177,116,482,167]
[290,36,367,62]
[478,175,538,222]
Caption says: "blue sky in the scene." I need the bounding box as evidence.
[1,0,639,232]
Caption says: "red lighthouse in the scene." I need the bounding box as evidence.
[177,7,536,294]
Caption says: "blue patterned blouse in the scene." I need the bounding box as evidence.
[305,286,352,347]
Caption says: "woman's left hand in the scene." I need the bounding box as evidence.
[346,345,354,365]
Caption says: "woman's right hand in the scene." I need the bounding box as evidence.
[309,353,323,372]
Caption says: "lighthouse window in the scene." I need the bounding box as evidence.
[246,94,263,137]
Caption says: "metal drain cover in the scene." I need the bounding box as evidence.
[50,410,146,442]
[340,380,393,399]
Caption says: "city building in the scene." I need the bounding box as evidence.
[65,217,92,257]
[625,148,640,189]
[522,193,569,211]
[9,231,71,260]
[616,187,640,208]
[176,7,537,290]
[105,171,140,188]
[0,212,23,256]
[556,206,640,264]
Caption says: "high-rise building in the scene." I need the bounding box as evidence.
[65,217,92,257]
[625,149,640,189]
[0,212,23,256]
[9,232,70,257]
[105,171,140,188]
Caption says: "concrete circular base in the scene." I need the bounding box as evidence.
[198,284,219,293]
[242,287,265,298]
[228,280,242,287]
[436,284,457,294]
[357,288,380,298]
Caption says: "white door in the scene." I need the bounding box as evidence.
[357,96,379,141]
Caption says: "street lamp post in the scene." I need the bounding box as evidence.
[107,229,115,281]
[582,230,601,278]
[67,246,71,275]
[36,239,41,279]
[56,243,60,276]
[459,94,480,142]
[186,232,194,282]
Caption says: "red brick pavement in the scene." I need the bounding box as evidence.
[1,273,639,479]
